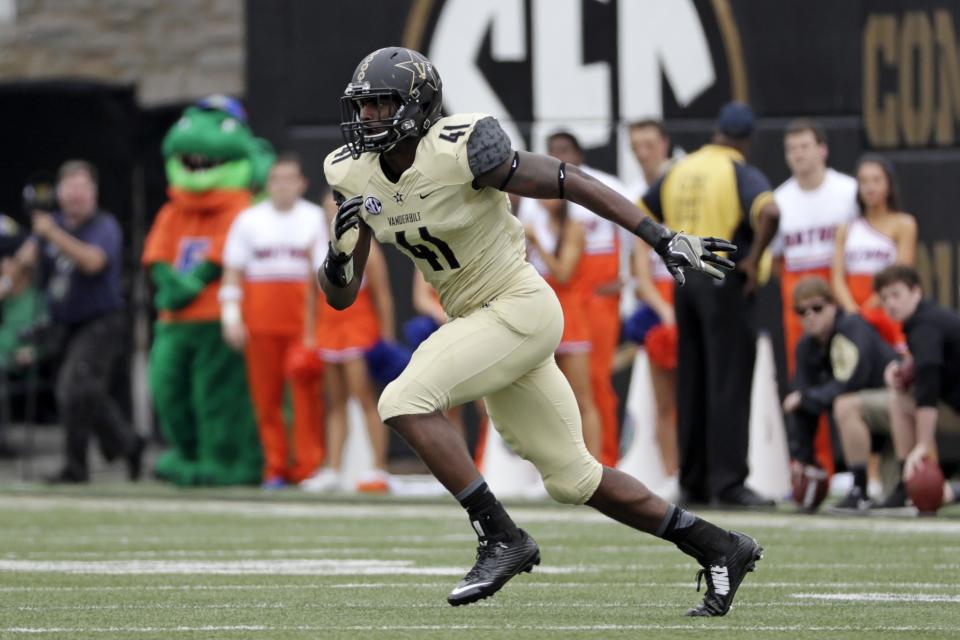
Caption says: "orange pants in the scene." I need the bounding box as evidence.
[245,333,324,482]
[586,294,621,467]
[551,279,591,353]
[780,267,834,474]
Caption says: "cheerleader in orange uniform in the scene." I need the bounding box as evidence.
[410,270,489,460]
[520,197,601,458]
[300,192,395,493]
[632,238,678,483]
[832,155,916,350]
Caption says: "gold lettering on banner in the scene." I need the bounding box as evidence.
[899,12,934,146]
[935,10,960,146]
[916,241,959,309]
[864,9,960,148]
[864,14,899,147]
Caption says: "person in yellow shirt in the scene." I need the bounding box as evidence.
[639,102,780,509]
[321,47,761,617]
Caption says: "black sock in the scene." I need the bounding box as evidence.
[656,504,729,561]
[456,478,520,543]
[851,465,868,495]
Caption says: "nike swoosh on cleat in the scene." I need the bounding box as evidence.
[450,582,492,596]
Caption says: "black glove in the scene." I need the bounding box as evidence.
[634,217,736,285]
[656,232,737,285]
[330,195,363,256]
[323,242,355,288]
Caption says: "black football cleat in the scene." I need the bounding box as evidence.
[447,528,540,606]
[685,531,763,617]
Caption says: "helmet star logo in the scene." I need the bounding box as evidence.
[395,58,436,94]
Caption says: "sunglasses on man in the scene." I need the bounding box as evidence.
[794,302,827,317]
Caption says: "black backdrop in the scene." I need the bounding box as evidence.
[244,0,960,411]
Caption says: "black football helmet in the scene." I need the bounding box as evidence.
[339,47,443,158]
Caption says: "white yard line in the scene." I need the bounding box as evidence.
[6,601,819,612]
[2,495,959,534]
[3,579,957,593]
[2,623,959,634]
[0,558,606,575]
[791,592,960,603]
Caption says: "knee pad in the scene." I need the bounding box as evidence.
[542,457,603,505]
[376,380,403,422]
[377,372,446,422]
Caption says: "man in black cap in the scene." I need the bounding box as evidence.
[639,102,781,508]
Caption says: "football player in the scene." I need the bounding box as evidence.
[319,46,761,616]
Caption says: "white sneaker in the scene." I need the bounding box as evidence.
[656,475,681,504]
[300,468,340,493]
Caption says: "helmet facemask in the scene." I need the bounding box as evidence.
[338,48,443,159]
[340,89,411,158]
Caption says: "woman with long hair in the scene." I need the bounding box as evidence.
[301,191,395,493]
[832,154,917,348]
[521,198,601,458]
[631,239,679,489]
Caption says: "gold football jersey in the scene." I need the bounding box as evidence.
[324,113,529,318]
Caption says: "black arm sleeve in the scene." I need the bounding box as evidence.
[910,327,945,407]
[467,117,513,178]
[788,411,820,465]
[793,337,843,415]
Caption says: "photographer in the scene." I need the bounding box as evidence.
[3,160,143,483]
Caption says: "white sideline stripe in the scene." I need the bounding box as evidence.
[3,624,959,633]
[792,592,960,603]
[7,602,818,612]
[2,580,957,593]
[3,495,960,534]
[0,559,596,576]
[4,547,470,559]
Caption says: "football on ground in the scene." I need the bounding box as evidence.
[907,458,945,514]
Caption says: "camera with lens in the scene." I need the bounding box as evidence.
[22,173,56,217]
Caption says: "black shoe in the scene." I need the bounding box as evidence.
[685,531,763,617]
[126,435,146,482]
[713,486,776,509]
[827,487,873,514]
[44,469,89,484]
[678,488,710,508]
[447,528,540,606]
[872,482,909,509]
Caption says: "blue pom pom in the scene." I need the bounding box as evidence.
[622,305,662,344]
[365,340,412,386]
[403,315,441,350]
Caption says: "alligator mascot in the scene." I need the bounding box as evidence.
[142,95,274,486]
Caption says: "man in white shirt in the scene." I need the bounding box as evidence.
[772,119,858,475]
[221,153,326,487]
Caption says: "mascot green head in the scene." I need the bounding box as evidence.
[162,95,275,193]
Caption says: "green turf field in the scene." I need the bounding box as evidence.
[1,487,959,639]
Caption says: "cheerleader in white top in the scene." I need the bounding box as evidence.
[832,155,917,348]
